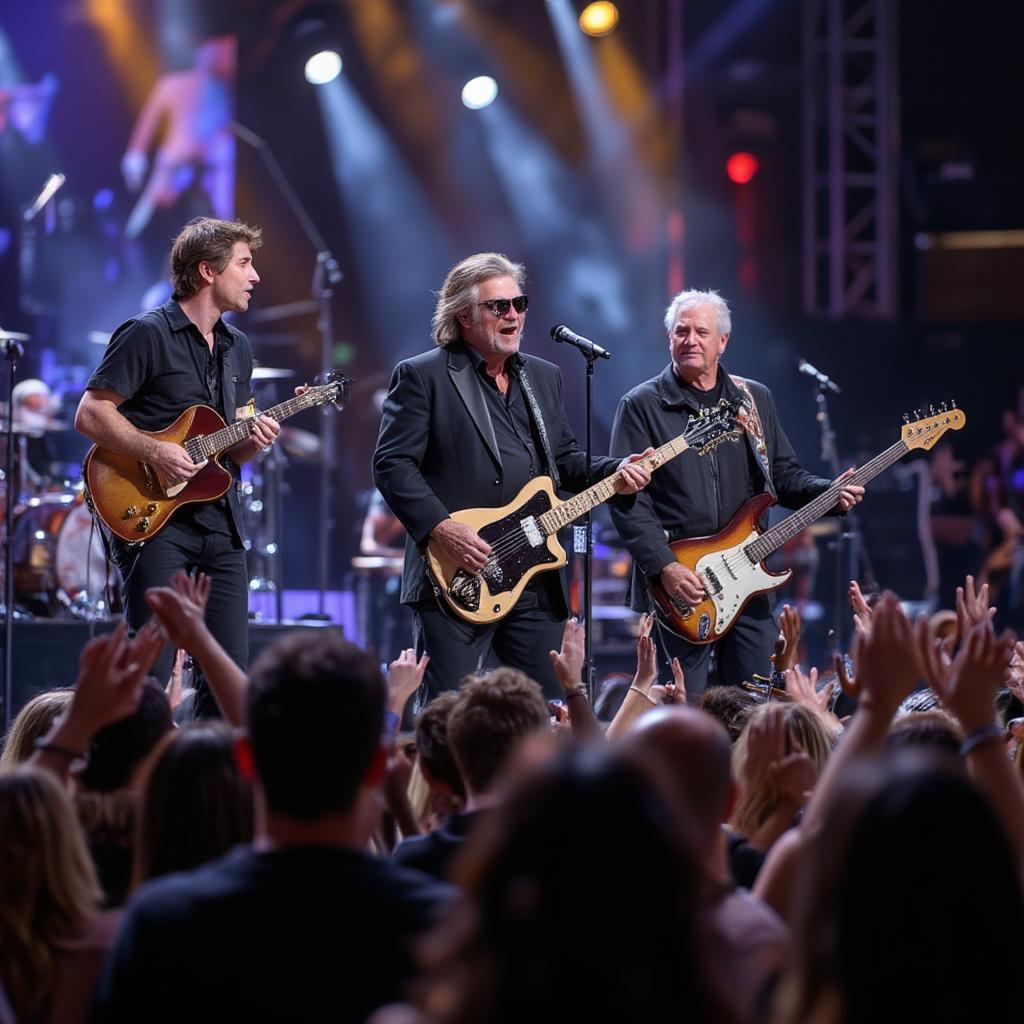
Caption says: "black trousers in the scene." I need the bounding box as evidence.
[652,592,779,699]
[412,583,565,713]
[111,519,249,718]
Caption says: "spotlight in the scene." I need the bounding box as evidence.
[726,151,759,185]
[461,75,498,110]
[305,50,342,85]
[579,2,619,37]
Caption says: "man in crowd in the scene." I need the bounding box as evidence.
[610,289,863,695]
[373,252,651,707]
[76,217,280,715]
[91,630,453,1022]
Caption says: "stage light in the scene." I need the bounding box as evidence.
[461,75,498,110]
[579,2,619,37]
[305,50,342,85]
[726,151,759,184]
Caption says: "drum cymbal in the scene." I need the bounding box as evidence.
[278,426,321,461]
[252,366,295,381]
[0,329,30,342]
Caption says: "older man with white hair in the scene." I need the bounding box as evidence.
[610,289,863,695]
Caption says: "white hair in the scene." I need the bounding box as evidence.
[663,289,731,336]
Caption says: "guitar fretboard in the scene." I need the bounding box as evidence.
[184,389,329,463]
[745,440,907,562]
[538,433,693,535]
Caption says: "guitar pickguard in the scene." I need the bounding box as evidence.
[694,534,785,636]
[446,490,559,613]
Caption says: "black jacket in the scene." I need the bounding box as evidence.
[609,364,831,607]
[373,340,621,609]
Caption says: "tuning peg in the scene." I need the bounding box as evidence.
[939,401,948,412]
[929,404,936,415]
[950,398,957,408]
[902,412,910,424]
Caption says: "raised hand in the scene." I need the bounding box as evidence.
[144,570,211,650]
[956,574,997,641]
[849,579,873,637]
[849,591,921,715]
[775,604,802,671]
[634,634,658,691]
[549,618,585,692]
[922,619,1017,732]
[669,656,686,705]
[387,648,429,714]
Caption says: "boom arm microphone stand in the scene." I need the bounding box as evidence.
[230,122,343,618]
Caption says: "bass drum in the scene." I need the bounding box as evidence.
[12,491,118,615]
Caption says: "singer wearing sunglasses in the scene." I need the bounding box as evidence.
[373,252,652,711]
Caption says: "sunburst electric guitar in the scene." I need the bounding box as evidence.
[426,401,741,625]
[84,372,349,543]
[649,404,966,643]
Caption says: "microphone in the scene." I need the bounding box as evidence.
[550,324,611,360]
[797,358,841,394]
[23,173,65,222]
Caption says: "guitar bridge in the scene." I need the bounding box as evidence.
[449,569,481,612]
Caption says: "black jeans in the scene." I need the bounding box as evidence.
[111,519,249,718]
[412,583,565,713]
[652,592,779,699]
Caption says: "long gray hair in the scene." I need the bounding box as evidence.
[432,253,526,347]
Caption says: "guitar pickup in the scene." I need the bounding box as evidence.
[702,568,722,596]
[449,569,481,612]
[520,517,543,547]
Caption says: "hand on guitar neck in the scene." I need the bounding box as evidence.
[430,518,491,574]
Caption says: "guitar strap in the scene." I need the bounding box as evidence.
[729,375,773,488]
[513,359,562,492]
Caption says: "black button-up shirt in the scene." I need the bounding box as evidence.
[86,298,255,537]
[466,346,543,506]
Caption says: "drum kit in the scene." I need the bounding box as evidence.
[0,381,116,620]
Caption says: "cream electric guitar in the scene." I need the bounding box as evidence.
[425,401,740,625]
[649,404,966,643]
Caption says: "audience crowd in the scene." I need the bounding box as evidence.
[2,394,1023,1023]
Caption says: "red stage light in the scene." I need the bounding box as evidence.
[726,152,759,185]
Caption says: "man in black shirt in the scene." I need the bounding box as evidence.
[76,217,281,715]
[373,252,652,706]
[610,289,864,695]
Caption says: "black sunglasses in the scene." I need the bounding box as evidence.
[478,294,529,317]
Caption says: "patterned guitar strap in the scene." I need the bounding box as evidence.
[513,359,562,492]
[729,375,772,487]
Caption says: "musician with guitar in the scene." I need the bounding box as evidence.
[75,217,286,717]
[610,289,864,697]
[373,253,653,709]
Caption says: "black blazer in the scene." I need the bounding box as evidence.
[372,341,621,609]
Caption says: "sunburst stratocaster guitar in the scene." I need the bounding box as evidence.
[84,372,349,543]
[649,403,966,643]
[426,401,741,625]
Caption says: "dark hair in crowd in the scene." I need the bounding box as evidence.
[414,691,465,800]
[78,678,172,793]
[417,747,720,1024]
[246,629,385,820]
[133,722,254,886]
[170,216,262,299]
[446,668,549,795]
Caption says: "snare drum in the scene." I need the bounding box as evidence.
[12,490,117,613]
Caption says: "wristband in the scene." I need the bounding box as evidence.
[629,686,657,705]
[959,723,1004,758]
[564,687,588,700]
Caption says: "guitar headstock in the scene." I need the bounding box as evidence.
[309,370,352,411]
[686,399,743,455]
[901,402,966,451]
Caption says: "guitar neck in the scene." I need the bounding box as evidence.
[186,391,323,462]
[538,432,691,535]
[747,439,908,561]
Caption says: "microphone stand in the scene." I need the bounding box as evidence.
[812,382,874,652]
[230,122,343,619]
[1,330,27,732]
